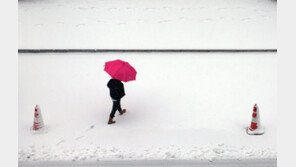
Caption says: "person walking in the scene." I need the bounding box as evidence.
[103,59,137,124]
[107,78,126,124]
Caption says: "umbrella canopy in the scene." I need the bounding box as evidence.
[104,59,137,82]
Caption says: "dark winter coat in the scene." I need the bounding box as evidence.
[107,79,125,100]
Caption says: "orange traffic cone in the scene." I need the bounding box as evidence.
[33,105,44,130]
[247,104,264,135]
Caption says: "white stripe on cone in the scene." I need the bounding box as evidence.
[33,105,44,130]
[247,104,264,135]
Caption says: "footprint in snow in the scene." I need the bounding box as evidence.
[137,19,146,22]
[34,24,44,27]
[216,7,227,11]
[201,18,213,22]
[90,7,97,10]
[158,20,170,23]
[218,143,225,147]
[97,20,106,23]
[108,8,118,11]
[56,140,65,146]
[145,8,156,11]
[180,8,193,11]
[76,24,85,27]
[77,7,88,10]
[242,18,251,21]
[126,7,134,10]
[118,22,127,25]
[75,136,84,140]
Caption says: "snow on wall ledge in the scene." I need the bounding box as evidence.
[18,0,276,49]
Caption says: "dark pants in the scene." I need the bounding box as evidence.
[110,98,122,118]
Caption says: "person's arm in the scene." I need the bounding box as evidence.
[122,83,125,96]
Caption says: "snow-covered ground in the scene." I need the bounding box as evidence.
[18,52,277,162]
[18,0,276,49]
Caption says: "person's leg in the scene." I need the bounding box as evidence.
[110,99,120,117]
[117,99,122,112]
[117,98,126,115]
[108,99,119,124]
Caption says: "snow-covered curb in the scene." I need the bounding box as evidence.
[19,159,277,167]
[18,144,276,162]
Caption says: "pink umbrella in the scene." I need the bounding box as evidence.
[104,59,137,82]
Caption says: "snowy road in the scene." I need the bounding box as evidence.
[19,52,276,162]
[19,159,276,167]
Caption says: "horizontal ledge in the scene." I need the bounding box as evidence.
[18,159,277,167]
[19,159,277,167]
[18,49,277,53]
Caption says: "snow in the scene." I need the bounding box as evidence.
[18,0,276,49]
[19,159,277,167]
[18,0,277,164]
[18,52,277,162]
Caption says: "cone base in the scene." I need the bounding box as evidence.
[30,126,48,134]
[32,123,44,131]
[32,126,44,131]
[247,127,264,135]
